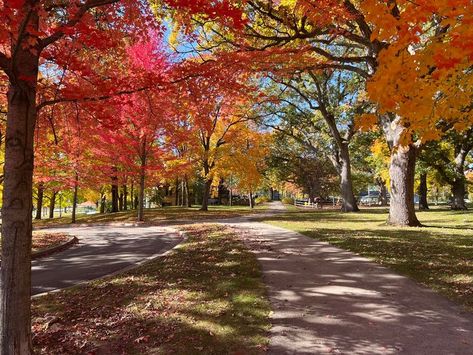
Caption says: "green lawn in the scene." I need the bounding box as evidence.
[32,224,270,354]
[263,207,473,310]
[34,205,268,228]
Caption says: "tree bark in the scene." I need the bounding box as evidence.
[339,144,359,212]
[174,177,179,206]
[451,179,467,210]
[100,192,106,214]
[118,191,124,211]
[418,172,429,210]
[249,191,254,209]
[123,185,128,211]
[184,177,191,208]
[111,170,119,213]
[388,145,421,226]
[201,179,212,211]
[377,179,388,206]
[130,182,134,210]
[71,173,79,223]
[1,47,39,353]
[35,183,44,220]
[138,140,146,222]
[381,115,421,226]
[49,191,57,219]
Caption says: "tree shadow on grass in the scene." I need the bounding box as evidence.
[32,225,270,355]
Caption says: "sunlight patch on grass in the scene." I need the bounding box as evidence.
[263,208,473,310]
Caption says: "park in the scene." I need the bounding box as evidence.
[0,1,472,354]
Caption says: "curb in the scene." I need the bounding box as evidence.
[0,236,79,267]
[32,236,79,260]
[32,227,188,299]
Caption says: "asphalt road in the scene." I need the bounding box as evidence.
[32,225,182,296]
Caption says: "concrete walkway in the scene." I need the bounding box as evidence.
[32,225,182,296]
[227,205,473,354]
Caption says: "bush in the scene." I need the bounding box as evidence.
[255,196,270,205]
[281,197,294,205]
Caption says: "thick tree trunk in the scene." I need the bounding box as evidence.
[388,145,421,226]
[338,144,359,212]
[451,179,467,210]
[201,179,212,211]
[418,172,429,210]
[249,191,254,209]
[71,173,79,223]
[35,183,44,220]
[49,191,57,219]
[1,52,39,353]
[111,172,119,213]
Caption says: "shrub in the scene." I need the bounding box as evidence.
[281,197,294,205]
[255,196,270,205]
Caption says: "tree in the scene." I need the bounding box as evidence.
[218,125,269,208]
[0,0,215,350]
[420,129,473,210]
[259,70,364,211]
[179,0,472,226]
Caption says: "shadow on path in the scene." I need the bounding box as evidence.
[223,204,473,354]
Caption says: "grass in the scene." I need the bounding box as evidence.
[33,205,268,228]
[32,224,270,354]
[262,207,473,310]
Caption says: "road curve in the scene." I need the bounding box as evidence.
[32,225,183,296]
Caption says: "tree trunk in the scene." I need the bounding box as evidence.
[123,185,128,211]
[377,179,388,206]
[72,173,79,223]
[118,191,124,211]
[49,191,57,219]
[249,191,254,209]
[184,177,191,208]
[388,145,421,226]
[130,182,134,210]
[111,171,119,213]
[451,179,467,210]
[35,183,44,220]
[138,141,147,222]
[201,179,212,211]
[229,188,233,206]
[338,144,359,212]
[418,172,429,210]
[1,48,39,353]
[100,193,106,214]
[174,177,179,206]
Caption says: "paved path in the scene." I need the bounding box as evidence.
[226,203,473,354]
[32,225,182,296]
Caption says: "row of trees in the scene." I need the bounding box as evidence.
[175,0,472,225]
[0,0,472,353]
